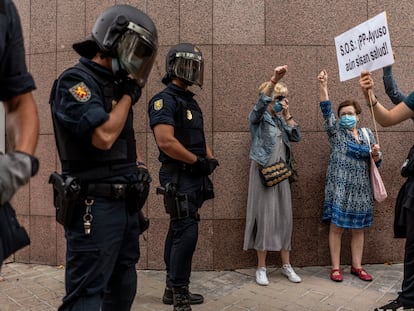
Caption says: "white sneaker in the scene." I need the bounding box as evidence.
[255,267,269,286]
[281,264,302,283]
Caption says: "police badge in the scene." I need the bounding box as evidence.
[186,109,193,120]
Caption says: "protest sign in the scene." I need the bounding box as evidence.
[334,11,394,81]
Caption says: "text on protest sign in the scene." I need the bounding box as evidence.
[335,11,394,81]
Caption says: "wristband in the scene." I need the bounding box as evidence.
[367,95,378,107]
[136,161,146,167]
[270,78,277,85]
[286,115,293,121]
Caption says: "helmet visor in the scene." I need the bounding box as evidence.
[116,23,157,87]
[172,52,204,87]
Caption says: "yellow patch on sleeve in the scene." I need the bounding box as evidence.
[69,82,91,102]
[154,99,163,111]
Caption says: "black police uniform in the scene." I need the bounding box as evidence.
[393,135,414,307]
[50,57,142,311]
[401,202,414,306]
[0,0,36,100]
[148,83,206,289]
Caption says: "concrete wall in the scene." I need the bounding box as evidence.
[11,0,414,270]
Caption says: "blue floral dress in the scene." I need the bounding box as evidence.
[320,100,375,229]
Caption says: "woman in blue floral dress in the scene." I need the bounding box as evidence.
[318,69,383,282]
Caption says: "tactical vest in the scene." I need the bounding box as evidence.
[162,88,207,161]
[50,62,136,177]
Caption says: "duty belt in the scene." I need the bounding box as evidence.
[83,183,129,199]
[171,211,200,221]
[162,162,191,172]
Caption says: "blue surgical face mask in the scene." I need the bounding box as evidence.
[272,101,283,113]
[339,115,357,129]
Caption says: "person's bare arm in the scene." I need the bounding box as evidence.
[91,95,132,150]
[4,92,39,154]
[1,92,39,204]
[360,71,414,127]
[206,144,214,159]
[153,124,197,164]
[135,144,146,167]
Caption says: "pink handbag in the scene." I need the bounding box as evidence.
[362,128,387,202]
[369,154,387,202]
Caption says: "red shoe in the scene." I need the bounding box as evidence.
[351,266,373,282]
[330,269,343,282]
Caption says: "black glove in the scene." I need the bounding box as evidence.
[138,209,149,234]
[208,158,219,173]
[135,167,152,209]
[120,78,141,105]
[0,152,39,205]
[190,157,216,176]
[137,167,152,184]
[191,157,210,176]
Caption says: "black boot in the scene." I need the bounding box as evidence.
[172,286,192,311]
[163,286,204,305]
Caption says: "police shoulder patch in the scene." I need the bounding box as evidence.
[154,99,163,111]
[69,82,91,102]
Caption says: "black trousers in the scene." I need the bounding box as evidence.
[58,196,140,311]
[160,168,204,288]
[164,214,199,288]
[401,207,414,306]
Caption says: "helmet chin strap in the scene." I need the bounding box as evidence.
[172,77,191,89]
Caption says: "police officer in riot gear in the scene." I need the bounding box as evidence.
[0,0,39,266]
[49,5,157,311]
[148,43,219,311]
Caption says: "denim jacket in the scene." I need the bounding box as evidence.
[249,93,301,166]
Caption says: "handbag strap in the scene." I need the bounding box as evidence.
[368,90,381,145]
[361,128,371,152]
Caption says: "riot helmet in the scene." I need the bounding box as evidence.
[73,4,158,87]
[162,43,204,87]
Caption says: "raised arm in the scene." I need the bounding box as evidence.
[250,65,288,124]
[318,69,329,101]
[360,71,414,127]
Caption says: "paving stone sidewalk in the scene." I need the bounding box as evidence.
[0,262,404,311]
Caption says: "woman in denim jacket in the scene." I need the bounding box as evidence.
[243,65,302,286]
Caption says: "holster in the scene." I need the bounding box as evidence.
[201,176,215,202]
[48,172,81,226]
[157,183,192,219]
